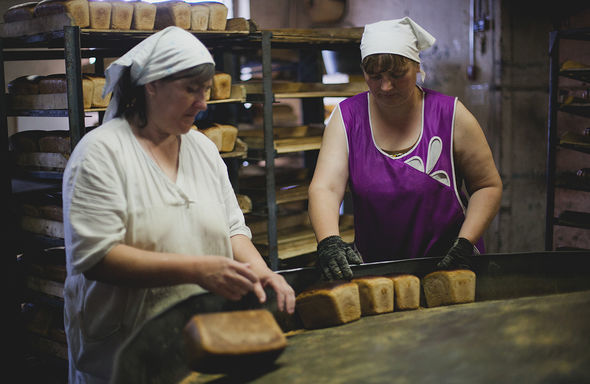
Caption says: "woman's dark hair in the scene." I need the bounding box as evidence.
[115,62,215,128]
[361,53,417,76]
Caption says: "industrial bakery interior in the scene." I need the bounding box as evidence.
[2,0,589,383]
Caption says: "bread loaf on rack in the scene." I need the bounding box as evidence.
[189,3,209,31]
[154,0,191,30]
[83,73,111,107]
[210,72,231,100]
[131,1,156,30]
[205,1,227,31]
[38,130,71,153]
[7,75,43,95]
[38,74,94,109]
[3,2,38,23]
[33,0,90,27]
[88,0,111,29]
[109,0,133,29]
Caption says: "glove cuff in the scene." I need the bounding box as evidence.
[317,235,343,250]
[454,237,474,254]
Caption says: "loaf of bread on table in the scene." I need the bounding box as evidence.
[88,0,111,29]
[38,74,94,109]
[3,2,38,22]
[423,270,476,308]
[33,0,90,27]
[183,309,287,374]
[7,75,43,95]
[387,274,420,310]
[210,72,231,100]
[189,3,208,31]
[352,276,394,315]
[131,0,156,30]
[204,1,227,31]
[154,0,190,30]
[83,73,111,107]
[296,281,361,329]
[108,0,133,29]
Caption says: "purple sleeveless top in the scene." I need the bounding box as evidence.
[340,88,484,262]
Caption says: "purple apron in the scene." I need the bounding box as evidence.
[340,88,484,262]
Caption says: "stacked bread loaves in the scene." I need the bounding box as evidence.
[194,124,238,153]
[7,73,111,109]
[2,0,229,32]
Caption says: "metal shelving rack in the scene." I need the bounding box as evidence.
[545,27,590,251]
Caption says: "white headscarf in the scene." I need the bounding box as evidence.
[360,17,436,81]
[102,26,215,122]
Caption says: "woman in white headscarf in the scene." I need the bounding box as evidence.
[308,17,502,280]
[62,27,295,384]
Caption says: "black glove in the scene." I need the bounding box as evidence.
[436,237,474,270]
[316,235,363,281]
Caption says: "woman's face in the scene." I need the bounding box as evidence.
[145,76,212,134]
[363,62,419,106]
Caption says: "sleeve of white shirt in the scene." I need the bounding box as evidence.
[63,133,127,276]
[214,153,252,239]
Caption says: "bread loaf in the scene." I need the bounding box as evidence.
[388,274,420,310]
[131,1,156,30]
[9,130,44,152]
[352,276,394,315]
[7,75,43,95]
[183,309,287,374]
[205,1,227,31]
[88,0,111,29]
[3,2,38,23]
[189,3,208,31]
[423,270,476,308]
[154,0,190,30]
[225,17,251,32]
[198,125,222,151]
[33,0,90,27]
[211,72,231,100]
[38,74,94,109]
[218,124,238,152]
[83,73,111,107]
[38,130,70,153]
[109,0,133,29]
[296,281,361,329]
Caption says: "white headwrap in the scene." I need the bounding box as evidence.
[360,17,436,82]
[102,26,215,122]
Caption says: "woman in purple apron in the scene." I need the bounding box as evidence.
[308,17,502,280]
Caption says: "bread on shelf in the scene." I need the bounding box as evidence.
[296,281,361,329]
[195,124,238,153]
[108,0,133,29]
[33,0,90,27]
[423,270,476,308]
[189,3,208,31]
[3,2,38,23]
[38,74,94,109]
[131,1,156,30]
[204,1,227,31]
[88,0,111,29]
[38,130,71,153]
[211,72,231,100]
[7,75,43,95]
[183,309,287,374]
[154,0,191,30]
[83,73,111,108]
[352,276,394,316]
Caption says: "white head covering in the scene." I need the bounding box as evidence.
[102,26,215,122]
[360,17,436,81]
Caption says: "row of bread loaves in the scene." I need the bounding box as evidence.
[2,0,228,31]
[8,73,110,109]
[296,270,476,330]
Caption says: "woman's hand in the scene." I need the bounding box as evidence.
[258,271,296,314]
[194,256,264,302]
